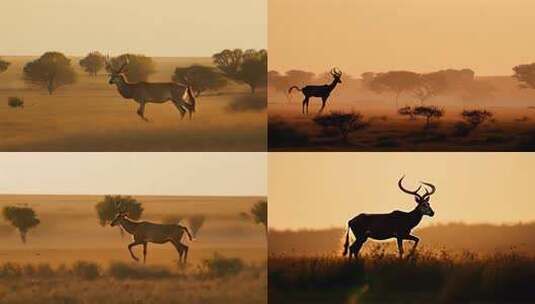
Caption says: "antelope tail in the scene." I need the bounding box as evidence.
[343,224,350,257]
[288,86,302,94]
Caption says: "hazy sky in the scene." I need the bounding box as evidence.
[269,153,534,230]
[1,0,266,56]
[0,153,266,196]
[269,0,535,76]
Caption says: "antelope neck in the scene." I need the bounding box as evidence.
[407,206,424,229]
[114,75,133,98]
[119,217,138,234]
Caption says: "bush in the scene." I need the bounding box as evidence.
[313,111,369,144]
[72,261,100,280]
[108,262,171,280]
[7,97,24,108]
[202,253,244,278]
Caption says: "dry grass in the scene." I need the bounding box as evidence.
[0,56,266,151]
[0,260,267,304]
[268,98,535,151]
[269,247,535,303]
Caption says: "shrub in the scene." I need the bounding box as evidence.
[202,253,244,278]
[313,111,369,143]
[7,97,24,108]
[72,261,100,280]
[413,106,444,130]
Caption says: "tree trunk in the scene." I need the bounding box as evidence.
[20,230,27,244]
[47,80,54,95]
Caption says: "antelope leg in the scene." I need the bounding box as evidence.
[405,235,420,255]
[128,241,142,262]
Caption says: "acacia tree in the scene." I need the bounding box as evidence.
[23,52,76,94]
[513,63,535,90]
[106,54,156,82]
[313,111,369,144]
[213,49,267,93]
[454,109,493,137]
[413,106,444,130]
[172,65,227,96]
[2,206,40,244]
[238,49,267,93]
[79,51,106,76]
[239,200,267,231]
[94,195,143,237]
[367,71,420,108]
[0,57,10,74]
[413,72,447,105]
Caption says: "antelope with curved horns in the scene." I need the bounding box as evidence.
[110,208,194,264]
[343,176,436,259]
[106,55,196,121]
[288,68,342,115]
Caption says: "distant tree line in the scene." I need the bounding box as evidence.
[0,49,267,96]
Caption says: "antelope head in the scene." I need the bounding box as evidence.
[106,55,128,85]
[111,202,128,226]
[398,176,436,217]
[330,68,343,84]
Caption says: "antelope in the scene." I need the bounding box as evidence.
[343,176,436,260]
[106,56,196,121]
[110,213,193,264]
[288,68,342,115]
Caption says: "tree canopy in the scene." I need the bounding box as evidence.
[513,63,535,89]
[251,200,267,229]
[0,57,10,73]
[172,65,227,96]
[23,52,77,94]
[213,49,267,93]
[2,206,40,244]
[94,195,144,235]
[79,51,106,76]
[367,71,420,107]
[106,54,156,82]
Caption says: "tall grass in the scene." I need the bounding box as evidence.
[269,248,535,303]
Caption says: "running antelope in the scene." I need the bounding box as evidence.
[343,176,436,260]
[288,68,342,115]
[111,213,193,264]
[106,56,196,121]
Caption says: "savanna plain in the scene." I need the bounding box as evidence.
[0,195,267,304]
[0,56,265,151]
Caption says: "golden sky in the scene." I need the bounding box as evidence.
[269,0,535,76]
[0,153,266,196]
[1,0,266,56]
[269,153,535,230]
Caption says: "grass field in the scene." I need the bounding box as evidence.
[0,195,267,303]
[0,56,266,151]
[269,248,535,304]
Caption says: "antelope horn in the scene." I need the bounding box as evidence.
[420,181,436,197]
[398,176,422,198]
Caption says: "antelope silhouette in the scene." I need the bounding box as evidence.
[111,213,193,264]
[106,56,195,122]
[343,176,436,259]
[288,68,342,115]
